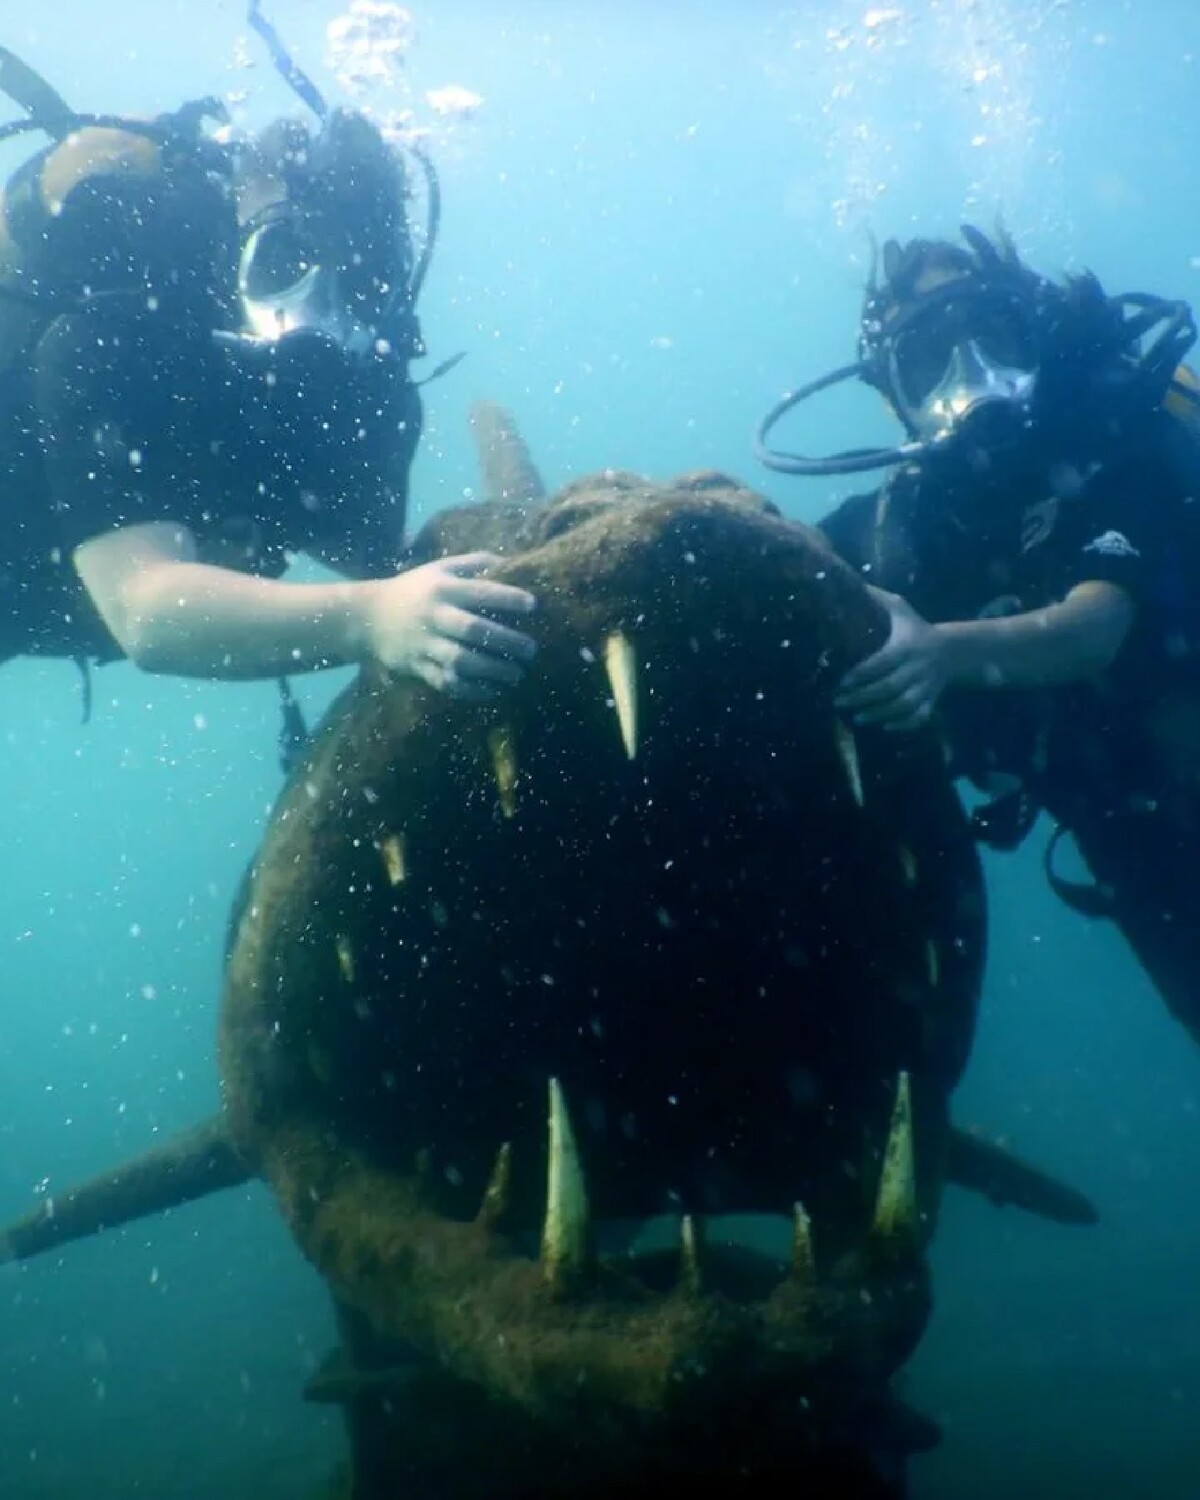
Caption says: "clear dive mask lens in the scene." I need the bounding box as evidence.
[238,212,398,346]
[239,218,319,302]
[889,294,1038,411]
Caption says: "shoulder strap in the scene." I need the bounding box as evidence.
[0,45,73,132]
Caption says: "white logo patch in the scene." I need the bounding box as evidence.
[1083,530,1140,560]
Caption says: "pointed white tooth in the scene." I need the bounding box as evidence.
[870,1071,918,1251]
[603,631,638,760]
[379,832,406,886]
[477,1141,513,1229]
[487,725,518,819]
[835,719,864,807]
[680,1214,703,1294]
[792,1202,815,1285]
[541,1078,590,1294]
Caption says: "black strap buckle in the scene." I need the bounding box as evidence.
[969,785,1039,851]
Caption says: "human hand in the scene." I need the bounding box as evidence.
[361,552,537,701]
[835,590,948,732]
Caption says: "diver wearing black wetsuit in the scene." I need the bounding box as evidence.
[1,120,420,661]
[757,226,1200,1049]
[0,37,537,736]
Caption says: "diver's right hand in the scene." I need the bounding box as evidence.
[359,552,538,700]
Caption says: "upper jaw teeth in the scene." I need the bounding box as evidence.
[602,631,638,760]
[480,629,638,826]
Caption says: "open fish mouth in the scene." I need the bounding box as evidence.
[222,478,982,1478]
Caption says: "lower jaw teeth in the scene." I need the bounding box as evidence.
[525,1213,799,1300]
[488,1072,918,1299]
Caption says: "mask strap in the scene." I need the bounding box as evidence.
[0,44,74,131]
[246,0,329,122]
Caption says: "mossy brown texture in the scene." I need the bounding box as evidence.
[219,471,986,1494]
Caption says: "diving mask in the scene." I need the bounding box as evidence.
[234,106,422,360]
[755,276,1047,478]
[237,209,381,356]
[883,285,1039,445]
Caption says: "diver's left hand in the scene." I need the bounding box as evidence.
[835,590,950,733]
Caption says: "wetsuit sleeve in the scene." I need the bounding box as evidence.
[33,304,204,553]
[816,491,881,573]
[301,373,424,580]
[354,375,423,578]
[1051,464,1167,604]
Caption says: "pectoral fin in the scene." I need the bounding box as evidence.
[947,1125,1098,1225]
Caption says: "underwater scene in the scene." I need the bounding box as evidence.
[2,0,1200,1495]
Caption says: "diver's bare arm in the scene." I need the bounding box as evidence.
[74,520,538,692]
[938,580,1136,690]
[74,522,369,679]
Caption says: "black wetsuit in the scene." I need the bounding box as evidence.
[820,418,1200,1046]
[0,126,422,666]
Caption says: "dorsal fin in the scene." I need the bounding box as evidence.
[469,401,546,507]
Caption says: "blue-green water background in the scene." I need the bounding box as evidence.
[2,1,1200,1493]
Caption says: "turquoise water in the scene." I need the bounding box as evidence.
[3,1,1200,1493]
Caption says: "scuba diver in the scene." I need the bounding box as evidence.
[0,7,536,764]
[756,224,1200,1049]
